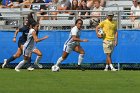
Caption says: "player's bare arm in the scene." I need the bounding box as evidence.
[114,31,118,46]
[32,31,48,42]
[13,28,19,42]
[72,35,88,42]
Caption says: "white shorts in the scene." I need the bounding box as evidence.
[63,44,76,53]
[23,46,35,57]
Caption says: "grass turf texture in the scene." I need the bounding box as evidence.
[0,69,140,93]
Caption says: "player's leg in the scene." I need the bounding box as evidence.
[2,47,22,68]
[26,52,34,71]
[55,51,69,66]
[15,46,31,72]
[20,44,31,63]
[15,56,29,72]
[55,44,71,66]
[32,48,43,68]
[74,45,85,71]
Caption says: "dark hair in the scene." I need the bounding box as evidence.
[31,22,38,28]
[81,0,87,3]
[75,19,83,25]
[26,12,36,27]
[71,0,79,10]
[94,0,100,3]
[27,12,34,19]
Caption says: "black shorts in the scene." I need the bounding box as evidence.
[18,40,25,48]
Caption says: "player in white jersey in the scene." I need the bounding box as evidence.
[15,22,48,72]
[53,19,88,71]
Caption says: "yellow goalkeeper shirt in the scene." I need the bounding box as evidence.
[99,19,117,41]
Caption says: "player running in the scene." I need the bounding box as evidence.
[2,14,34,68]
[52,19,88,71]
[15,22,48,72]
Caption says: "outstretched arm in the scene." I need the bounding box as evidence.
[32,31,48,42]
[72,35,88,42]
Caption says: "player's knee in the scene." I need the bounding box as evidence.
[80,51,85,54]
[38,54,42,56]
[14,54,21,58]
[62,56,67,60]
[38,53,42,56]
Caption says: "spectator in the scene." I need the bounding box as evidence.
[71,0,79,10]
[68,0,79,19]
[87,0,94,8]
[87,0,106,8]
[45,0,51,3]
[90,0,103,28]
[131,0,140,29]
[31,0,48,21]
[22,0,33,8]
[59,0,81,10]
[0,0,15,8]
[78,0,90,19]
[58,0,71,11]
[100,0,106,7]
[96,11,118,71]
[48,0,60,20]
[10,0,23,8]
[69,0,81,5]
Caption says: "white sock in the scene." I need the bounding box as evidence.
[109,64,114,69]
[78,54,84,65]
[56,57,64,66]
[105,64,109,69]
[15,60,27,69]
[35,56,42,64]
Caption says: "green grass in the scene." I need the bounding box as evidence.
[0,69,140,93]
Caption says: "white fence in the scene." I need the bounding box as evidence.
[0,6,139,30]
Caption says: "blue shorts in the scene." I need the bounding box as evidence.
[18,40,25,48]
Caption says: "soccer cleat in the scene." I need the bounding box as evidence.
[104,68,108,71]
[27,67,34,71]
[34,63,43,68]
[77,65,85,71]
[111,68,118,71]
[15,68,20,72]
[2,59,7,68]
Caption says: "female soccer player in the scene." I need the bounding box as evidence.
[2,13,44,69]
[2,15,34,68]
[15,22,48,72]
[53,19,88,71]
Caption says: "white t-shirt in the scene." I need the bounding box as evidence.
[131,5,140,17]
[91,6,103,17]
[64,26,80,45]
[24,28,35,49]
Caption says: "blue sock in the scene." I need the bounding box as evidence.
[7,56,16,63]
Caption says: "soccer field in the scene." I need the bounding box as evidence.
[0,69,140,93]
